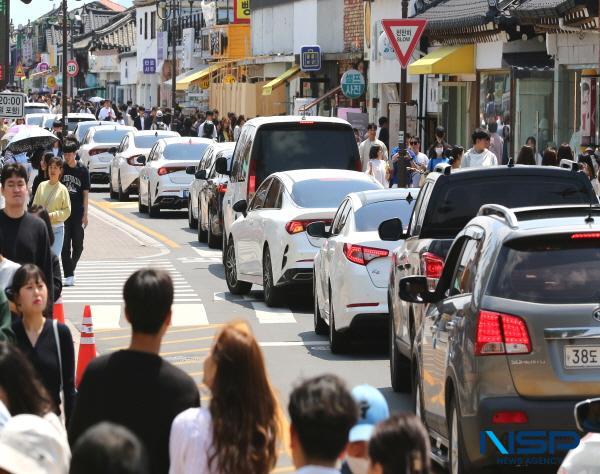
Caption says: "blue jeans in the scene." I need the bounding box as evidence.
[52,224,65,259]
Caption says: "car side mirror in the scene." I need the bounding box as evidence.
[185,166,195,175]
[195,169,207,180]
[215,156,229,175]
[575,398,600,433]
[232,199,247,217]
[306,221,330,239]
[136,156,146,165]
[398,276,438,304]
[378,218,404,241]
[109,147,117,155]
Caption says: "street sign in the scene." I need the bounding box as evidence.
[0,92,26,119]
[200,77,210,90]
[37,62,49,73]
[340,69,365,99]
[300,45,321,72]
[15,63,25,78]
[66,59,79,78]
[46,76,56,88]
[143,59,156,74]
[223,74,236,84]
[381,19,427,68]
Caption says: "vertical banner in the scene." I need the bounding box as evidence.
[234,0,250,24]
[581,76,597,147]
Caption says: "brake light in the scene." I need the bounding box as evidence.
[571,232,600,239]
[127,155,144,166]
[475,310,531,356]
[285,219,332,235]
[421,252,444,279]
[217,183,227,194]
[492,411,528,424]
[343,243,389,266]
[89,148,109,156]
[247,159,256,196]
[299,121,315,125]
[158,166,185,176]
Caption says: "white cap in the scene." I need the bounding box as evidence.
[0,414,70,474]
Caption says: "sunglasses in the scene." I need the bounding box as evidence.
[409,141,418,145]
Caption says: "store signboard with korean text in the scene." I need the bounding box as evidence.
[234,0,250,24]
[300,45,321,72]
[381,19,427,68]
[143,59,156,74]
[0,93,26,119]
[341,69,365,99]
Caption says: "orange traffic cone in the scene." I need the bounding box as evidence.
[76,305,97,388]
[52,297,65,323]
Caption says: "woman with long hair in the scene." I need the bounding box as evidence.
[557,143,574,162]
[542,147,558,167]
[169,320,285,474]
[367,144,390,188]
[579,154,600,196]
[234,115,245,141]
[516,145,536,165]
[8,264,75,424]
[218,117,233,142]
[29,205,63,302]
[525,136,542,165]
[448,145,464,169]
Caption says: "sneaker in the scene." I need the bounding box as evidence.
[64,276,75,287]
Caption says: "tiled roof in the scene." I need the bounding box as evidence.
[413,0,492,30]
[90,10,136,52]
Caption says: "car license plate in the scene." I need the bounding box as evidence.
[182,189,189,199]
[564,346,600,368]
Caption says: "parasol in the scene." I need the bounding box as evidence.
[5,126,59,154]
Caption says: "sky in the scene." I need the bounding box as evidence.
[10,0,133,28]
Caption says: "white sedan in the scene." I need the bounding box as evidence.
[73,120,114,143]
[79,125,136,185]
[138,137,214,218]
[224,169,383,307]
[312,188,418,353]
[109,130,180,201]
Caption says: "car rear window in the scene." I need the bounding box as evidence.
[134,135,172,148]
[291,178,381,208]
[163,143,209,161]
[487,234,600,304]
[253,123,360,185]
[25,106,50,115]
[423,176,594,238]
[355,199,416,232]
[66,117,94,132]
[27,116,44,126]
[93,130,130,143]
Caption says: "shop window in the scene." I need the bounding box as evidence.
[440,82,471,148]
[480,72,510,128]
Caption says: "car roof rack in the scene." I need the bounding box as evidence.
[560,159,580,171]
[478,204,519,229]
[434,163,451,175]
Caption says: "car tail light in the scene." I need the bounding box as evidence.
[492,411,528,424]
[343,243,389,266]
[421,252,444,278]
[217,183,227,194]
[127,155,144,166]
[571,232,600,239]
[158,166,185,176]
[89,148,109,156]
[285,219,332,235]
[247,159,256,196]
[475,310,531,356]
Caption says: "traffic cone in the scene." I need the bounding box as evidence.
[52,297,65,324]
[76,305,97,388]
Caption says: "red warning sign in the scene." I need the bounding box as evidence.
[381,19,428,69]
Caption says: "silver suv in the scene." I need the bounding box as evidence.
[399,204,600,474]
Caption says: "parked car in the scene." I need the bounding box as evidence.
[73,120,114,143]
[25,113,49,127]
[224,169,382,306]
[24,102,51,116]
[79,125,136,184]
[41,114,59,130]
[187,143,236,245]
[311,188,418,352]
[383,164,598,392]
[138,137,213,217]
[399,204,600,474]
[559,397,600,473]
[64,113,97,133]
[109,130,180,201]
[216,116,362,256]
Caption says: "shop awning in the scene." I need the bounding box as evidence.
[408,45,475,75]
[262,65,301,96]
[172,61,233,91]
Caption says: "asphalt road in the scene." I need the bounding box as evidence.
[62,186,415,472]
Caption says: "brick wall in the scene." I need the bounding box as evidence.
[344,0,364,53]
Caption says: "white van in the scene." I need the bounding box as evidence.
[215,116,362,254]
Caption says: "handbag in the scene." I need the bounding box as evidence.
[52,320,66,425]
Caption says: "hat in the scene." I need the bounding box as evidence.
[156,110,163,118]
[348,385,390,443]
[52,120,63,128]
[0,414,70,474]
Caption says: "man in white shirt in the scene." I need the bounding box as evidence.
[288,374,358,474]
[197,110,218,139]
[97,100,115,121]
[359,123,388,172]
[461,128,498,168]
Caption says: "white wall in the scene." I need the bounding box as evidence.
[120,56,138,85]
[548,32,600,65]
[293,0,318,53]
[316,0,344,54]
[251,2,294,55]
[135,4,159,108]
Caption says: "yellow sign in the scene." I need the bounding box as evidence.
[46,75,56,88]
[200,77,210,90]
[223,74,236,84]
[15,63,25,78]
[234,0,250,23]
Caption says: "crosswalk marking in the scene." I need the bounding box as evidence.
[252,302,297,324]
[171,304,209,326]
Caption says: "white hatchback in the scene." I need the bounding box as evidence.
[109,130,180,201]
[138,137,213,218]
[224,169,383,306]
[312,188,418,352]
[79,125,136,184]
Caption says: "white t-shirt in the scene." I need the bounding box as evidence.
[359,139,388,172]
[461,148,498,168]
[97,107,115,121]
[169,407,216,474]
[367,159,388,188]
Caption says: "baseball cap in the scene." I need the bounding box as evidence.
[0,414,70,474]
[348,385,390,442]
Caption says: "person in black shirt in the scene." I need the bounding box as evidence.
[378,116,390,151]
[0,164,54,314]
[60,137,90,287]
[8,264,75,423]
[68,268,200,474]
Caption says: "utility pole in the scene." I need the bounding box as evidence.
[171,14,177,109]
[0,0,10,90]
[399,0,409,156]
[62,0,68,118]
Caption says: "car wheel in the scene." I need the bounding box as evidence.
[138,187,148,213]
[109,171,117,199]
[148,188,160,218]
[197,199,208,242]
[225,238,252,295]
[449,397,468,474]
[263,247,283,307]
[390,302,411,392]
[222,233,227,265]
[117,174,129,201]
[329,288,347,354]
[188,201,198,229]
[313,277,328,335]
[207,208,220,249]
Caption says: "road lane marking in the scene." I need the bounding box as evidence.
[252,302,297,324]
[259,341,329,347]
[89,199,179,248]
[160,335,215,345]
[170,303,209,327]
[160,347,211,356]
